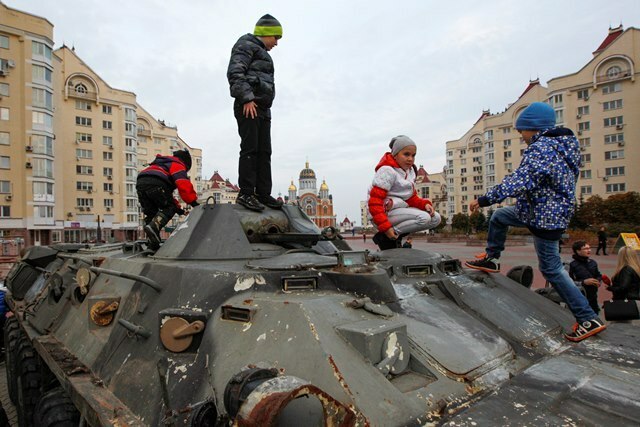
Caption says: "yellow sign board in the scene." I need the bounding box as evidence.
[620,233,640,250]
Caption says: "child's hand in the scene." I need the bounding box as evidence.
[385,228,398,240]
[425,204,434,216]
[469,200,480,212]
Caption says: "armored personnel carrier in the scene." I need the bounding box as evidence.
[4,203,640,426]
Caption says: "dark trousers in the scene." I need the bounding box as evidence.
[584,284,600,314]
[136,181,177,224]
[236,113,272,196]
[596,240,607,255]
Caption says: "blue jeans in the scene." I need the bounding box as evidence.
[486,206,597,323]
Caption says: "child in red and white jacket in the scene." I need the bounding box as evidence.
[367,135,441,250]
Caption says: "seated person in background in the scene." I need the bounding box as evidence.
[367,135,441,250]
[607,246,640,300]
[569,241,604,314]
[402,237,413,248]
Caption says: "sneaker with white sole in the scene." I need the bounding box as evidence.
[465,256,500,273]
[564,317,606,342]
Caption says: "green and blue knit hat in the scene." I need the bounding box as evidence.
[254,14,282,38]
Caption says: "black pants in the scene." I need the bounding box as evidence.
[136,180,177,224]
[596,240,607,255]
[236,112,272,196]
[584,284,600,314]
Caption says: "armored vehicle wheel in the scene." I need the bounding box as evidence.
[34,387,80,427]
[16,335,42,427]
[3,315,20,403]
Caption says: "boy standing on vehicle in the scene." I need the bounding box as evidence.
[227,14,284,212]
[464,102,606,342]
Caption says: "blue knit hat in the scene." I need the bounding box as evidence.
[515,102,556,131]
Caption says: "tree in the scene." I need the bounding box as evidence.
[452,213,470,233]
[470,210,487,232]
[576,195,605,227]
[604,192,640,225]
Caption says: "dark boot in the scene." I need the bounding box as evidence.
[144,211,171,249]
[373,232,399,250]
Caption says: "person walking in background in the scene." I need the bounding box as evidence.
[607,246,640,300]
[367,136,441,250]
[227,14,284,212]
[464,102,606,342]
[569,241,606,314]
[136,149,199,250]
[596,226,608,255]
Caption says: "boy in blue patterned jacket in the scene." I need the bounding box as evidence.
[465,102,606,342]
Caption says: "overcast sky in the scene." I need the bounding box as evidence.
[8,0,640,222]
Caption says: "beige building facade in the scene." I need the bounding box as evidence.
[446,26,639,216]
[0,3,201,246]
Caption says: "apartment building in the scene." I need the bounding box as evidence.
[0,2,201,245]
[445,25,639,216]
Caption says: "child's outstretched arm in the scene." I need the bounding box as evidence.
[406,190,434,214]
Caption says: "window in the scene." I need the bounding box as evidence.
[601,83,621,94]
[555,109,564,123]
[579,138,591,148]
[577,89,589,100]
[504,151,512,160]
[460,168,467,174]
[473,185,483,191]
[0,132,8,145]
[0,156,9,168]
[0,206,10,218]
[34,205,54,219]
[76,165,93,175]
[32,158,53,178]
[607,66,622,79]
[76,132,92,143]
[580,154,591,163]
[0,35,8,49]
[102,105,112,114]
[76,149,93,159]
[104,199,114,208]
[460,158,466,165]
[103,136,113,146]
[32,88,53,110]
[0,83,8,97]
[103,120,112,130]
[603,116,623,127]
[0,180,9,193]
[580,186,592,195]
[104,183,113,192]
[472,147,481,153]
[473,166,482,173]
[549,94,563,106]
[125,123,136,136]
[76,116,92,127]
[577,106,589,116]
[31,135,53,155]
[76,181,93,191]
[0,107,9,121]
[605,150,624,160]
[580,170,591,179]
[578,122,590,132]
[126,199,137,209]
[76,198,94,207]
[32,111,53,130]
[33,181,53,196]
[503,127,511,134]
[605,167,624,176]
[75,100,91,111]
[154,137,162,145]
[125,108,136,122]
[503,139,511,148]
[603,99,623,111]
[74,83,87,94]
[604,133,624,144]
[461,186,467,192]
[103,167,113,176]
[461,177,467,183]
[31,41,52,61]
[484,130,493,141]
[606,183,625,193]
[127,214,138,223]
[472,156,482,163]
[32,65,52,83]
[103,152,113,161]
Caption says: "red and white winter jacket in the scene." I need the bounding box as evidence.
[367,153,432,232]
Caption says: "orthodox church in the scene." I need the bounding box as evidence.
[285,162,336,228]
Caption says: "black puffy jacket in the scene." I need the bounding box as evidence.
[227,34,275,117]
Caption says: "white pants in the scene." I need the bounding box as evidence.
[387,208,441,234]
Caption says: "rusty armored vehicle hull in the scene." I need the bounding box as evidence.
[3,203,640,426]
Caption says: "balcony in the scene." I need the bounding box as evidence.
[68,89,97,101]
[137,129,151,137]
[595,68,632,84]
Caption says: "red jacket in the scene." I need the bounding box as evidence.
[138,155,198,205]
[367,153,432,233]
